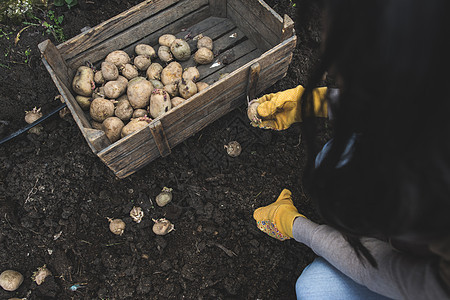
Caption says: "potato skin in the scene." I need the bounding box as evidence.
[102,117,124,143]
[158,34,176,47]
[196,81,209,92]
[170,39,191,61]
[127,77,153,109]
[134,55,152,71]
[90,98,115,122]
[161,62,182,86]
[135,44,156,58]
[72,66,94,96]
[158,45,173,63]
[132,109,148,118]
[149,89,171,118]
[197,36,213,50]
[194,47,214,64]
[105,50,131,68]
[75,95,92,110]
[115,96,134,121]
[182,67,200,82]
[104,80,127,99]
[121,118,150,138]
[120,63,138,80]
[146,63,163,80]
[179,79,198,99]
[101,61,119,81]
[171,96,185,108]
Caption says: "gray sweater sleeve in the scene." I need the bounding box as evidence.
[292,217,450,300]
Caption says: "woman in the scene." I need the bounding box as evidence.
[250,0,450,299]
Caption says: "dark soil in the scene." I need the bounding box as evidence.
[0,1,331,299]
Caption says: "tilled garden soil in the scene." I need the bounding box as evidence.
[0,1,331,299]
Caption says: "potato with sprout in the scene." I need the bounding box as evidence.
[135,44,156,58]
[108,218,125,235]
[170,38,191,61]
[72,66,95,96]
[127,77,153,109]
[105,50,131,68]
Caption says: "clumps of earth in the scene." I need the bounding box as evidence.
[71,33,216,144]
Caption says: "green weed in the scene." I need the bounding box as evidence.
[53,0,78,9]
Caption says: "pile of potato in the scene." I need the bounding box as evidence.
[71,33,215,143]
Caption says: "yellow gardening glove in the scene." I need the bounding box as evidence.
[248,85,328,130]
[253,189,305,241]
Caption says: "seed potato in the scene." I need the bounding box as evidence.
[134,55,152,71]
[102,117,125,143]
[90,98,115,122]
[194,47,214,64]
[161,61,182,86]
[197,36,213,50]
[120,63,139,80]
[94,70,105,85]
[105,50,130,68]
[158,34,176,47]
[115,96,134,121]
[135,44,156,58]
[0,270,23,291]
[158,45,173,63]
[171,96,185,108]
[163,83,179,97]
[101,61,119,81]
[72,66,94,96]
[75,95,92,110]
[127,77,153,109]
[149,89,171,118]
[132,108,148,118]
[179,79,198,99]
[104,80,127,99]
[182,66,200,82]
[170,38,191,61]
[196,81,209,92]
[121,118,150,137]
[146,63,163,80]
[149,79,164,89]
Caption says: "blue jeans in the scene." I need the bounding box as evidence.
[296,258,392,300]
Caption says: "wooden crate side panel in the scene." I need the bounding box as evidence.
[58,0,180,60]
[209,0,227,18]
[98,125,160,173]
[229,0,283,42]
[38,39,73,88]
[227,0,279,51]
[101,45,294,178]
[66,0,209,68]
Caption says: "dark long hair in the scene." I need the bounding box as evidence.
[300,0,450,265]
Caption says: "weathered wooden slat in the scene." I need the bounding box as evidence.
[85,128,111,151]
[281,14,295,42]
[38,39,73,88]
[149,120,171,157]
[102,52,292,178]
[66,0,209,68]
[58,0,180,60]
[246,62,261,100]
[227,0,278,50]
[230,0,283,40]
[209,0,227,18]
[202,49,262,85]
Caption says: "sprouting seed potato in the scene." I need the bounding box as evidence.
[149,79,164,89]
[158,45,173,63]
[197,36,213,50]
[90,98,115,122]
[158,34,176,47]
[104,80,127,99]
[127,77,153,109]
[182,66,200,82]
[101,61,119,81]
[75,95,92,111]
[102,117,125,143]
[161,61,182,86]
[121,118,151,138]
[170,38,191,61]
[194,47,214,64]
[120,63,139,80]
[135,44,156,58]
[134,55,152,71]
[196,82,209,92]
[146,63,163,80]
[132,109,148,118]
[105,50,130,68]
[163,83,179,97]
[72,66,94,96]
[0,270,23,291]
[149,89,171,118]
[171,96,185,108]
[115,96,134,121]
[179,79,198,99]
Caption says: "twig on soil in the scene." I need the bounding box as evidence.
[25,177,39,203]
[214,243,237,257]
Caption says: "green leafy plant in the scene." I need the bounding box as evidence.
[22,10,65,42]
[53,0,78,9]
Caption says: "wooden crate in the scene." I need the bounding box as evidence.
[38,0,296,178]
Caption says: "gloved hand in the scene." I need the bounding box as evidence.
[248,85,328,130]
[253,189,305,241]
